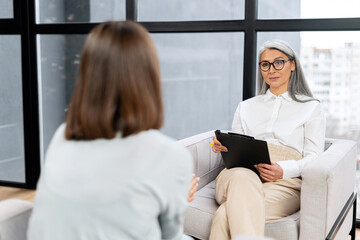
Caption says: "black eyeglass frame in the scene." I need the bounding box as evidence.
[258,59,291,72]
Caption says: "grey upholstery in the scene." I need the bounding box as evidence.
[178,130,357,240]
[0,199,33,240]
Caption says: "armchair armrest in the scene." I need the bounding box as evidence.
[300,138,357,240]
[178,130,224,190]
[0,198,33,240]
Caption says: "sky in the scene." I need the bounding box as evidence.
[300,0,360,48]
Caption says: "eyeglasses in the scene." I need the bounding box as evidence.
[259,59,291,72]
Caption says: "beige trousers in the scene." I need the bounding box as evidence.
[209,144,302,240]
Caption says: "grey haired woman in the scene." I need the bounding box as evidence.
[209,40,326,239]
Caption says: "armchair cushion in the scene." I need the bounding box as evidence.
[183,181,217,240]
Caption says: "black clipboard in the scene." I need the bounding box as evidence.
[215,130,271,175]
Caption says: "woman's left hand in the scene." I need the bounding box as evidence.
[254,162,283,182]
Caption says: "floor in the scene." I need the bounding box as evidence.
[0,186,359,239]
[0,186,36,202]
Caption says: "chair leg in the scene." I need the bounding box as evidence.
[350,192,357,240]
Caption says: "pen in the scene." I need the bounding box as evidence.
[209,142,214,146]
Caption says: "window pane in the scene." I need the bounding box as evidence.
[0,35,25,182]
[0,0,13,18]
[36,0,125,23]
[259,0,360,19]
[258,0,300,19]
[37,34,86,162]
[153,32,244,139]
[138,0,244,21]
[259,31,360,217]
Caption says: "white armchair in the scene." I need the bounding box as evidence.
[178,130,357,240]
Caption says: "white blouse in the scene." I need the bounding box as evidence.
[232,89,326,178]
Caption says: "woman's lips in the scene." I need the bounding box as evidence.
[269,77,279,81]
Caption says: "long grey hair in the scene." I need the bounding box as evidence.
[257,40,317,102]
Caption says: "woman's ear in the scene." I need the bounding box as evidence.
[291,59,296,71]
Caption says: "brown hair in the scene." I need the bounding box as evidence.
[65,21,163,140]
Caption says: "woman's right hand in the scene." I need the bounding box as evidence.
[211,137,228,153]
[188,174,200,202]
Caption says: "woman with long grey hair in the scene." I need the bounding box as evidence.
[210,40,326,239]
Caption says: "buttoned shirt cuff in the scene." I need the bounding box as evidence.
[276,160,301,178]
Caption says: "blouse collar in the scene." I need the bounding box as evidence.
[264,89,293,102]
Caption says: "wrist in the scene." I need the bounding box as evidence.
[276,162,283,179]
